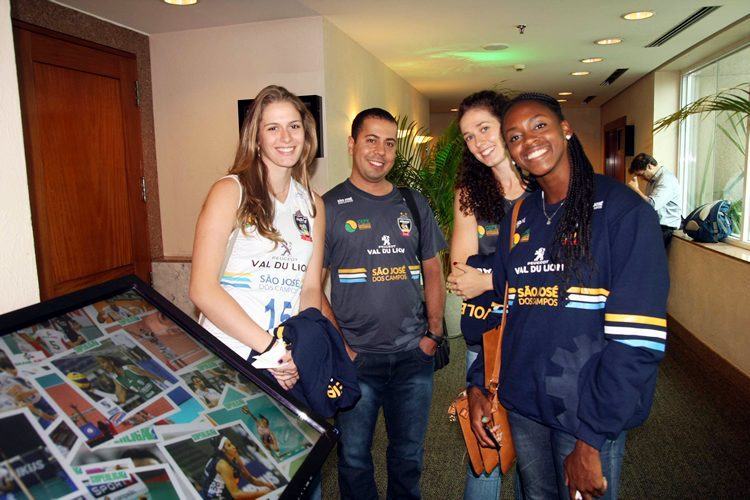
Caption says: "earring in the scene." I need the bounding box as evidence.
[565,134,572,140]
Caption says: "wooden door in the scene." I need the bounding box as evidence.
[14,23,149,300]
[603,117,626,182]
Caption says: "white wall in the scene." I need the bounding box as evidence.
[0,0,39,313]
[653,71,680,174]
[322,19,430,187]
[151,17,326,257]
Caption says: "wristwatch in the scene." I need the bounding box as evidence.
[423,330,445,347]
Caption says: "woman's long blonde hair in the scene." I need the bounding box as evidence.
[229,85,317,242]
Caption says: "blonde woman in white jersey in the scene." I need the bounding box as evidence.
[190,85,325,391]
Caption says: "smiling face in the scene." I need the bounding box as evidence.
[502,100,572,182]
[258,101,305,171]
[459,106,508,168]
[348,117,397,189]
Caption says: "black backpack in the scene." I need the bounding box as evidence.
[682,200,733,243]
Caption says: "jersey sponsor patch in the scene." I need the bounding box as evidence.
[294,210,312,241]
[478,224,499,238]
[344,218,372,233]
[338,268,367,283]
[512,229,530,247]
[337,196,354,205]
[397,212,412,236]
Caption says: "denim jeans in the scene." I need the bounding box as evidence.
[335,347,434,500]
[508,411,626,499]
[463,347,502,500]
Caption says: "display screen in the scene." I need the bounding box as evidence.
[0,277,334,499]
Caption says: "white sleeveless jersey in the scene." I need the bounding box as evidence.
[201,175,315,359]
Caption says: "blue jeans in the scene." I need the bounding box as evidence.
[336,347,434,499]
[508,411,626,499]
[463,347,502,500]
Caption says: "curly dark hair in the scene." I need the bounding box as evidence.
[455,90,514,223]
[500,92,595,279]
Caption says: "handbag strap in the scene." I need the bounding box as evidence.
[487,199,524,393]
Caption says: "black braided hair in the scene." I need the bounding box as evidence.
[455,90,513,223]
[500,92,595,280]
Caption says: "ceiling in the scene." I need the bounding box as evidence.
[53,0,750,111]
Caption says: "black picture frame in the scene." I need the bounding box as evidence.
[238,95,324,158]
[0,275,338,499]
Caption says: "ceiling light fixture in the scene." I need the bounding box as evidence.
[571,71,590,76]
[558,91,573,96]
[164,0,198,5]
[622,11,654,20]
[482,43,509,51]
[595,38,622,45]
[557,99,568,103]
[580,57,604,63]
[450,108,458,112]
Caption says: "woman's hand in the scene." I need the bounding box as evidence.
[268,350,299,390]
[447,263,493,300]
[467,386,501,448]
[564,440,607,500]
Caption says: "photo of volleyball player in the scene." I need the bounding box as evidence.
[0,352,57,429]
[122,312,210,372]
[51,332,177,415]
[189,375,222,409]
[0,309,103,366]
[85,290,154,332]
[161,422,287,499]
[206,395,312,465]
[180,355,260,409]
[34,372,177,449]
[0,409,85,499]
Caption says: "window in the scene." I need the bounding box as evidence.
[679,44,750,244]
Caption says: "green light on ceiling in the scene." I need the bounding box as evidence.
[430,50,518,63]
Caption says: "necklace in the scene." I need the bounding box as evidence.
[541,191,565,225]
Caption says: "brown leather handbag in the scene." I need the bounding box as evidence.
[447,200,523,476]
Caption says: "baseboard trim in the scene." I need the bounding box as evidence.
[667,314,750,400]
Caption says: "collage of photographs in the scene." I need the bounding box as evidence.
[0,291,318,499]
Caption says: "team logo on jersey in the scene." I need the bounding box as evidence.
[345,218,372,233]
[512,229,530,247]
[478,224,499,239]
[367,235,405,255]
[294,210,312,241]
[533,248,546,262]
[327,379,344,399]
[397,212,412,236]
[514,246,564,275]
[281,241,292,256]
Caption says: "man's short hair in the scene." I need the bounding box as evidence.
[629,153,658,174]
[351,108,397,140]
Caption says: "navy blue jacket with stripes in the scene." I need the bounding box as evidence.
[467,174,669,450]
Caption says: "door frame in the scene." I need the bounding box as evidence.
[13,21,150,299]
[602,116,627,183]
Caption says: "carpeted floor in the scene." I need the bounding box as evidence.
[320,295,750,498]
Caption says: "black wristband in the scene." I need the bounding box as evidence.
[261,336,276,354]
[423,330,444,347]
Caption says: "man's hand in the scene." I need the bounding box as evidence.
[467,386,501,448]
[564,440,607,500]
[418,335,438,356]
[627,176,640,192]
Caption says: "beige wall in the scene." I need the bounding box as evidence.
[322,19,429,187]
[561,107,602,173]
[429,111,457,137]
[652,71,680,175]
[0,0,39,313]
[151,17,326,257]
[668,239,750,376]
[601,73,656,161]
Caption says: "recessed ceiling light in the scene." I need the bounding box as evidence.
[164,0,197,5]
[622,11,654,20]
[557,99,568,103]
[558,91,573,96]
[595,38,622,45]
[580,57,604,63]
[482,43,509,51]
[450,108,458,112]
[571,71,590,76]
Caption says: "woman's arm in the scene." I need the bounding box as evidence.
[189,178,274,353]
[217,460,269,499]
[299,193,325,311]
[447,188,493,300]
[449,188,479,266]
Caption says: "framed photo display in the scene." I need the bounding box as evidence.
[0,275,338,499]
